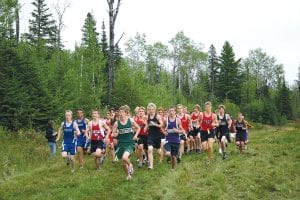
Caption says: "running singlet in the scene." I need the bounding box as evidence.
[166,118,180,143]
[218,114,229,134]
[236,120,246,133]
[191,113,200,127]
[147,114,161,137]
[178,114,189,132]
[63,121,75,143]
[77,118,86,136]
[117,118,134,144]
[91,121,105,141]
[201,113,213,131]
[134,117,147,136]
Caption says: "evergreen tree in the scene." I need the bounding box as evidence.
[25,0,57,47]
[0,0,17,40]
[207,44,219,99]
[278,79,293,119]
[100,20,109,59]
[81,12,100,49]
[217,41,241,104]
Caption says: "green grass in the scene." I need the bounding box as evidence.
[0,123,299,200]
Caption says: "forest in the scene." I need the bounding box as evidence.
[1,0,299,131]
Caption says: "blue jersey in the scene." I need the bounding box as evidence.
[77,118,86,138]
[166,118,180,144]
[63,121,76,144]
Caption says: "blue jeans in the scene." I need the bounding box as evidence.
[48,142,57,157]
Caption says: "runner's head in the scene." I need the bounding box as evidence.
[157,107,164,116]
[238,112,243,120]
[110,108,115,118]
[204,101,212,112]
[124,105,131,117]
[65,110,73,121]
[147,103,156,115]
[77,108,84,119]
[183,106,188,114]
[193,104,201,112]
[176,104,184,114]
[218,105,225,114]
[92,109,99,120]
[105,111,111,120]
[168,106,176,117]
[138,106,145,118]
[134,106,140,116]
[119,106,127,119]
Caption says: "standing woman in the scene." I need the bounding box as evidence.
[45,120,57,158]
[200,102,219,163]
[112,106,140,180]
[234,113,248,153]
[57,110,81,173]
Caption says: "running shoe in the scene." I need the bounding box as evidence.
[129,164,134,175]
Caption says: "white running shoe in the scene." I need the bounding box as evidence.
[126,175,132,181]
[219,148,222,154]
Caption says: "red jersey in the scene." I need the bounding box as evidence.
[134,116,147,136]
[191,112,200,127]
[178,114,189,132]
[91,121,105,141]
[201,113,213,131]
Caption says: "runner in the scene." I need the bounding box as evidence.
[158,107,166,163]
[189,104,202,153]
[134,106,148,168]
[164,106,184,169]
[200,102,219,163]
[176,104,191,162]
[76,109,89,168]
[87,110,111,170]
[147,103,164,169]
[217,105,232,160]
[57,110,81,173]
[112,106,140,180]
[104,111,116,162]
[234,113,247,153]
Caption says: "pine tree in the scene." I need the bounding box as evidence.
[81,12,100,49]
[100,20,109,59]
[218,41,241,104]
[207,44,219,99]
[25,0,57,47]
[278,79,293,119]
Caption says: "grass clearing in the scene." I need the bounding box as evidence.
[0,123,299,200]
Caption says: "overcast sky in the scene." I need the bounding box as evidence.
[19,0,300,85]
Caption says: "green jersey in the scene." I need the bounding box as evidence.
[117,118,134,145]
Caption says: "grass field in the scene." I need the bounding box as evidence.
[0,123,299,200]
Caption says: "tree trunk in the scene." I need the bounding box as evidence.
[15,3,20,44]
[107,0,121,105]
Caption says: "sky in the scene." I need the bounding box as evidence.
[19,0,300,85]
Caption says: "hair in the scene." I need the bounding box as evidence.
[169,105,176,110]
[92,109,99,114]
[147,103,157,110]
[65,110,73,115]
[134,106,140,113]
[119,106,127,111]
[204,101,212,106]
[47,120,54,128]
[193,104,201,111]
[139,106,145,111]
[218,104,225,110]
[157,107,164,112]
[110,108,116,112]
[176,104,183,108]
[77,108,84,112]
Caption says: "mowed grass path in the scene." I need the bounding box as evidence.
[0,123,299,200]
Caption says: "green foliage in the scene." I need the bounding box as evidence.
[24,0,57,47]
[217,41,242,104]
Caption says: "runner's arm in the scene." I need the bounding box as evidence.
[131,119,141,140]
[212,114,219,127]
[111,121,118,138]
[226,114,232,129]
[73,122,81,136]
[56,122,64,142]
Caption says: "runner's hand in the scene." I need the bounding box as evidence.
[133,136,138,141]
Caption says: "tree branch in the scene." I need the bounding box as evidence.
[115,32,124,47]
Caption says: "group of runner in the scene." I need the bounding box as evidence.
[52,102,251,180]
